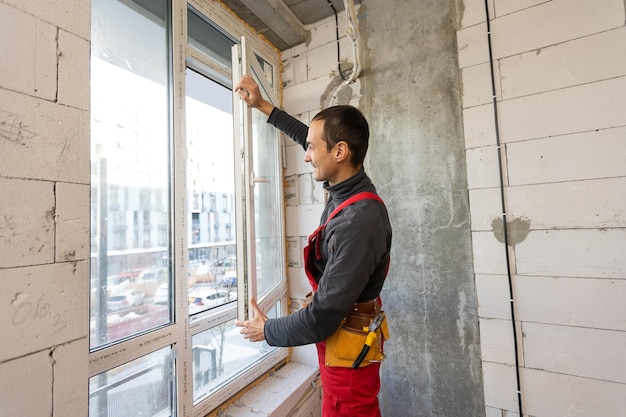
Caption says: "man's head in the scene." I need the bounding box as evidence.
[312,105,369,167]
[304,105,370,186]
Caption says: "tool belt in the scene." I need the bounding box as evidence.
[324,299,390,368]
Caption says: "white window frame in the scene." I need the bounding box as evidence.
[234,36,287,321]
[87,1,289,416]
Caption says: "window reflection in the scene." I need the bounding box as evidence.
[250,72,283,297]
[89,347,175,417]
[191,303,279,403]
[89,0,171,350]
[186,68,237,315]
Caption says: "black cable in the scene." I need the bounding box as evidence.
[483,2,524,416]
[327,0,347,80]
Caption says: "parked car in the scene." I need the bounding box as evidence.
[106,275,130,296]
[137,268,166,282]
[107,289,145,312]
[153,283,169,305]
[188,287,231,314]
[129,268,167,297]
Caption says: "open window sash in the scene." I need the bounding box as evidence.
[232,38,287,322]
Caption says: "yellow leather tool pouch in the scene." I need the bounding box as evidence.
[324,309,390,368]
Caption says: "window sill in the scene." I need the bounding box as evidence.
[221,361,320,416]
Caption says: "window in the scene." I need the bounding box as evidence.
[89,0,171,350]
[88,1,287,416]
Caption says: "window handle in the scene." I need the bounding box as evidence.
[251,172,270,185]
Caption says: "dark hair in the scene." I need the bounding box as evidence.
[312,105,369,167]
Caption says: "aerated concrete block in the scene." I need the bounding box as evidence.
[0,350,52,417]
[0,178,54,268]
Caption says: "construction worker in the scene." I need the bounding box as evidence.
[234,74,392,417]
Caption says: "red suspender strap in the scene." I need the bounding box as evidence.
[309,192,385,269]
[323,192,384,227]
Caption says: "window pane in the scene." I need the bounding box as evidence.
[186,68,237,315]
[254,52,274,89]
[89,347,175,417]
[191,303,280,403]
[90,0,171,349]
[187,7,233,73]
[250,72,283,297]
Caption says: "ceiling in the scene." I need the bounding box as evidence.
[220,0,361,51]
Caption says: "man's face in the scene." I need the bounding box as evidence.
[304,120,338,184]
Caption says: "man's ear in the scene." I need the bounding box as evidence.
[334,141,350,163]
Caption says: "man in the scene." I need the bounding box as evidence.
[234,75,392,417]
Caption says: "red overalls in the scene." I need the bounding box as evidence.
[303,192,386,417]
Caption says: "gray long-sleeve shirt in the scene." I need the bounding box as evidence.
[263,108,392,347]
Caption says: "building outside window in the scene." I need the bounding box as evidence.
[88,0,287,415]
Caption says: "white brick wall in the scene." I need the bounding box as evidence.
[475,274,512,319]
[459,0,626,415]
[2,0,90,40]
[471,232,509,275]
[0,88,90,182]
[56,182,91,262]
[0,1,90,416]
[0,350,52,416]
[53,338,89,416]
[499,27,626,99]
[462,104,498,148]
[522,368,626,417]
[490,0,624,59]
[0,261,88,361]
[498,77,626,142]
[515,276,626,331]
[478,318,518,365]
[0,178,55,268]
[0,2,57,100]
[58,29,90,109]
[523,322,626,383]
[516,229,626,278]
[507,127,626,185]
[467,178,626,232]
[482,361,520,412]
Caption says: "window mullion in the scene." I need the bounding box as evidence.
[231,43,250,323]
[171,0,192,415]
